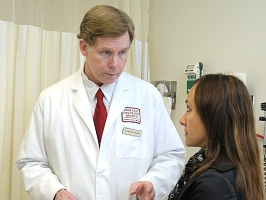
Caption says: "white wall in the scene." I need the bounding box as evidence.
[149,0,266,164]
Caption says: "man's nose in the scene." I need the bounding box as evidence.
[108,55,119,68]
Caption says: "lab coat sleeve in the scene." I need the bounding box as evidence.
[138,91,186,200]
[15,94,65,200]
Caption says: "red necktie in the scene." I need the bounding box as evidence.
[93,89,107,146]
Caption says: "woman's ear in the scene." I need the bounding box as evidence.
[79,39,88,56]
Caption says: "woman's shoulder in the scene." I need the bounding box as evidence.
[174,168,237,200]
[197,167,235,184]
[191,168,237,198]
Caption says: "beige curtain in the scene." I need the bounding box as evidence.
[121,0,150,81]
[0,0,149,199]
[0,21,84,200]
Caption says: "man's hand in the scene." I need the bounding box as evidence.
[130,181,155,200]
[54,189,78,200]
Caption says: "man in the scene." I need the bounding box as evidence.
[16,5,185,200]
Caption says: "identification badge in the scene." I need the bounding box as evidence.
[121,107,141,124]
[122,127,142,137]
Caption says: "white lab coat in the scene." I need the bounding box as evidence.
[16,69,185,200]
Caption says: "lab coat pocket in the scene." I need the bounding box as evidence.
[116,126,148,160]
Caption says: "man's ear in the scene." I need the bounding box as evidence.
[79,39,88,56]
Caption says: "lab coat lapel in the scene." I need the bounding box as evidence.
[103,73,130,136]
[71,70,98,144]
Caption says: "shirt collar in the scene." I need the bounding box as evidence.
[81,70,116,102]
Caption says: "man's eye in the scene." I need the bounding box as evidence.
[103,51,111,55]
[120,50,126,55]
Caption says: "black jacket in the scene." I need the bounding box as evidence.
[175,155,243,200]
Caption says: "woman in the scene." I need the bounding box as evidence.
[168,74,263,200]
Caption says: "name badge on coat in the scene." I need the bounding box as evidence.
[121,107,141,124]
[122,127,142,137]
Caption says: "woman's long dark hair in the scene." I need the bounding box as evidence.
[193,74,263,200]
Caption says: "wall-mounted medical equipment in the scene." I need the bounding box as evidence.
[184,62,203,93]
[259,102,266,191]
[259,102,266,147]
[250,95,254,106]
[152,80,177,110]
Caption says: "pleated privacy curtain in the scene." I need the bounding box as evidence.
[0,20,84,199]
